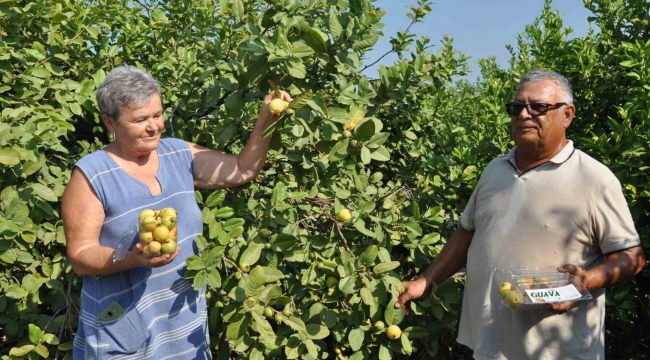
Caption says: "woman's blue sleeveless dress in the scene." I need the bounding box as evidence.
[72,138,210,359]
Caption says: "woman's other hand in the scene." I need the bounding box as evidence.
[261,90,293,123]
[130,243,180,268]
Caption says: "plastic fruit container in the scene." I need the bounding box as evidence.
[138,208,178,257]
[494,267,592,309]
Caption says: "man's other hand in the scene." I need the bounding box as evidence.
[544,263,585,314]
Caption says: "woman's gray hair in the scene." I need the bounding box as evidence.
[96,65,161,122]
[518,70,574,104]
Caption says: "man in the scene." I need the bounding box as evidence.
[396,70,645,359]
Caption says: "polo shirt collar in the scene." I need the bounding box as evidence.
[505,140,575,165]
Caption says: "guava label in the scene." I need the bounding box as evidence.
[524,284,582,303]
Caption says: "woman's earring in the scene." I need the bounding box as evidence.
[112,132,116,139]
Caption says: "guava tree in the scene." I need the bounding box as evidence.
[0,0,468,358]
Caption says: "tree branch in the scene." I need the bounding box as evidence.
[360,18,417,73]
[333,223,354,256]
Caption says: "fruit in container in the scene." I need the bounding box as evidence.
[161,241,177,255]
[138,207,178,257]
[504,291,523,308]
[499,282,513,297]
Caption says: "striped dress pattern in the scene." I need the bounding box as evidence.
[72,138,210,359]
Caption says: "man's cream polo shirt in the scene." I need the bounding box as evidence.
[457,140,639,360]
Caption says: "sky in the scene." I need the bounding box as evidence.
[361,0,595,80]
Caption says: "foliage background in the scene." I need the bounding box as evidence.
[0,0,648,358]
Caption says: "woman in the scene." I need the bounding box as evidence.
[62,65,291,359]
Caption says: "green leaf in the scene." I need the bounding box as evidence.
[5,284,28,299]
[288,89,313,110]
[206,268,222,289]
[223,218,245,231]
[261,115,285,138]
[352,169,368,193]
[270,233,297,251]
[271,182,287,206]
[86,25,100,38]
[286,58,307,79]
[226,313,251,341]
[339,276,357,294]
[301,264,317,286]
[250,347,264,360]
[353,219,376,237]
[348,328,364,351]
[231,0,245,22]
[403,326,429,339]
[186,257,205,270]
[70,102,83,116]
[247,266,284,290]
[373,261,400,274]
[329,138,350,160]
[259,284,282,305]
[205,190,226,208]
[225,93,244,118]
[360,245,378,266]
[228,286,247,302]
[352,33,380,51]
[303,28,327,53]
[0,186,19,204]
[283,316,306,332]
[366,133,389,149]
[57,342,73,351]
[355,120,375,142]
[9,345,34,357]
[401,334,413,355]
[251,311,277,343]
[360,287,375,305]
[22,156,45,177]
[404,130,417,140]
[240,39,267,54]
[404,221,422,236]
[79,79,95,96]
[0,147,20,166]
[285,335,301,359]
[305,324,330,340]
[43,333,59,345]
[304,339,318,358]
[360,146,371,164]
[620,301,636,310]
[35,344,49,358]
[214,207,234,218]
[239,243,262,266]
[30,183,58,202]
[329,13,343,39]
[193,270,207,290]
[420,232,441,245]
[384,300,405,325]
[28,324,44,344]
[31,66,49,78]
[370,146,390,161]
[378,344,391,360]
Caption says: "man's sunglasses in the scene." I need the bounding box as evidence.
[504,102,567,116]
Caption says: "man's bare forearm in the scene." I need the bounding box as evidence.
[421,226,475,289]
[583,246,645,291]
